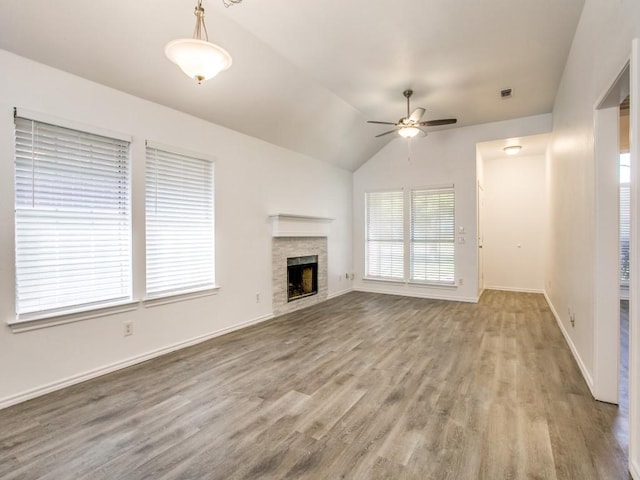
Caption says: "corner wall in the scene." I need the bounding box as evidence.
[0,50,353,407]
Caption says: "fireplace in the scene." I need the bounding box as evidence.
[272,236,327,315]
[287,255,318,302]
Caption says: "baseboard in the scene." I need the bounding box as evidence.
[543,291,595,396]
[484,285,545,294]
[0,312,275,410]
[327,287,353,299]
[354,285,479,303]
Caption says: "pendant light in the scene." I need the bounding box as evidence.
[165,0,233,84]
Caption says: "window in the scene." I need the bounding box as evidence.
[620,152,630,286]
[145,145,215,298]
[365,190,404,279]
[410,187,455,285]
[14,116,131,319]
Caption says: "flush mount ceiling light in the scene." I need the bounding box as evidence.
[165,0,236,84]
[503,145,522,155]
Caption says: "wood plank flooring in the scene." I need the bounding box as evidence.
[0,290,631,479]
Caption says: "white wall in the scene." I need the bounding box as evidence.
[482,154,546,292]
[353,114,552,302]
[547,1,640,477]
[0,50,353,407]
[546,1,640,393]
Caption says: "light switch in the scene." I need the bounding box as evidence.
[458,236,465,244]
[458,226,465,234]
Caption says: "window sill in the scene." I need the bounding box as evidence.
[362,277,406,285]
[408,281,457,289]
[8,300,139,333]
[143,286,220,308]
[362,277,457,289]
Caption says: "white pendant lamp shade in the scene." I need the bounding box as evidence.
[165,0,234,84]
[398,126,421,138]
[165,38,232,83]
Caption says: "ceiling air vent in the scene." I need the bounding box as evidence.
[501,88,513,99]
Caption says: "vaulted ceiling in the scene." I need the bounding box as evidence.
[0,0,585,171]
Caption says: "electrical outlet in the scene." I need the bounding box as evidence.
[256,293,260,303]
[570,311,576,328]
[350,273,355,280]
[458,278,464,286]
[124,320,133,337]
[345,273,349,279]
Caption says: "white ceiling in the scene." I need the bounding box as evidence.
[0,0,585,171]
[477,133,551,161]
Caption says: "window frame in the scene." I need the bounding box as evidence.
[409,186,456,286]
[364,189,405,281]
[144,141,216,301]
[12,112,133,324]
[363,185,457,287]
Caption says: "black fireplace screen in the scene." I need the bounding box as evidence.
[287,255,318,302]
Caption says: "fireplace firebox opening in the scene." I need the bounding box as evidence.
[287,255,318,302]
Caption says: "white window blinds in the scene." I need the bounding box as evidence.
[145,145,215,298]
[410,187,455,285]
[620,183,630,286]
[365,190,404,279]
[14,117,131,318]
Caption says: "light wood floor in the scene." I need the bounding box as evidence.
[0,290,631,479]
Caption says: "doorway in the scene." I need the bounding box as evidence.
[618,96,631,451]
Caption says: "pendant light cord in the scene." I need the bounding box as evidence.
[193,1,209,42]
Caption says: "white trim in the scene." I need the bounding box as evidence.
[0,312,274,410]
[631,459,639,480]
[269,214,333,237]
[354,285,478,303]
[484,285,545,294]
[15,107,132,143]
[363,277,405,284]
[9,301,139,333]
[145,139,217,164]
[409,183,455,193]
[327,287,353,300]
[629,37,640,478]
[408,281,457,289]
[543,291,595,395]
[143,286,220,308]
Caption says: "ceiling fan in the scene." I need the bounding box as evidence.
[368,89,457,138]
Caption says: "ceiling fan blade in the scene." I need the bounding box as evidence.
[409,108,426,122]
[375,129,398,138]
[367,120,396,125]
[420,118,457,127]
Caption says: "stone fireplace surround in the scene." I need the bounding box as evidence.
[270,214,332,316]
[272,237,327,316]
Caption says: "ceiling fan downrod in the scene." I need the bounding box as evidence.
[403,89,413,119]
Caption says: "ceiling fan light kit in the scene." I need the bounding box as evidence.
[398,126,421,138]
[165,0,234,84]
[367,89,457,139]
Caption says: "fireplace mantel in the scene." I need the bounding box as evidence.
[269,214,333,237]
